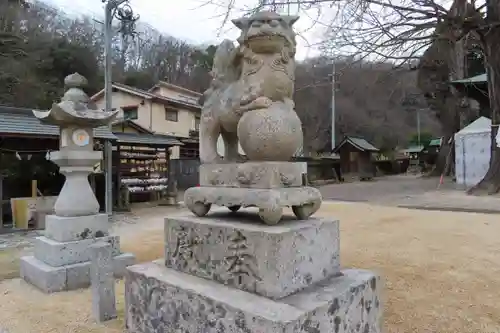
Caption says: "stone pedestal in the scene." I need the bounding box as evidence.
[185,162,322,225]
[20,214,135,293]
[124,214,382,332]
[199,162,307,188]
[163,215,340,299]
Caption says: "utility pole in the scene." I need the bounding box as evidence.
[101,0,139,215]
[331,61,336,151]
[417,108,421,147]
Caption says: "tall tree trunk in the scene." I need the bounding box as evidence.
[426,99,460,177]
[418,0,470,178]
[427,1,468,178]
[468,1,500,195]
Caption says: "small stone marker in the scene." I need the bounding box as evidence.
[90,242,116,322]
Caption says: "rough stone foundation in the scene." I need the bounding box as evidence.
[125,262,381,332]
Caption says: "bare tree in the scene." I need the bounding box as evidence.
[119,32,212,92]
[322,0,499,190]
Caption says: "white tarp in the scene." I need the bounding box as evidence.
[496,122,500,148]
[455,116,491,187]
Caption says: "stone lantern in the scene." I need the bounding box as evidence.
[35,73,115,216]
[20,73,135,293]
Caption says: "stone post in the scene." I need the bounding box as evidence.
[90,242,117,322]
[20,73,135,293]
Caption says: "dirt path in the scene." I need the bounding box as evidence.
[320,175,500,213]
[0,203,499,333]
[319,175,454,203]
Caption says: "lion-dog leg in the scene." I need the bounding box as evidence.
[200,107,222,164]
[221,129,244,162]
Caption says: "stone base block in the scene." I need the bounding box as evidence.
[184,186,322,225]
[199,162,307,188]
[34,235,120,267]
[45,213,109,242]
[125,261,382,333]
[164,214,339,299]
[20,252,135,293]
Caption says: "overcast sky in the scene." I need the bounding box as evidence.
[42,0,326,59]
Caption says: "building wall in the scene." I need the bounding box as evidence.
[151,85,201,160]
[95,85,202,160]
[94,90,200,137]
[151,106,196,137]
[94,91,153,131]
[150,85,200,137]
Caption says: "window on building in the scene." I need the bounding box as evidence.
[194,115,200,131]
[165,107,178,122]
[122,106,138,120]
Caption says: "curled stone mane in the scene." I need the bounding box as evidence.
[240,47,262,77]
[242,37,296,77]
[271,44,294,74]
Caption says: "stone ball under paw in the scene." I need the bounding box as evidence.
[237,103,303,161]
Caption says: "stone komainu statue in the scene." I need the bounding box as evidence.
[199,11,303,163]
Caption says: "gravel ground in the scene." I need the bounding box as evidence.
[1,175,496,251]
[0,203,499,333]
[0,207,174,251]
[319,175,457,203]
[0,230,41,250]
[0,206,183,281]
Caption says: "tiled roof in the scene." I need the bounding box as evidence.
[114,132,183,147]
[451,73,487,84]
[0,106,116,139]
[428,138,442,146]
[333,136,379,153]
[112,119,154,134]
[401,145,424,153]
[150,81,202,97]
[91,82,201,110]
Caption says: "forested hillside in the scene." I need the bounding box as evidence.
[0,0,441,154]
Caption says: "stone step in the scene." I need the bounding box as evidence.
[33,235,121,267]
[20,252,135,293]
